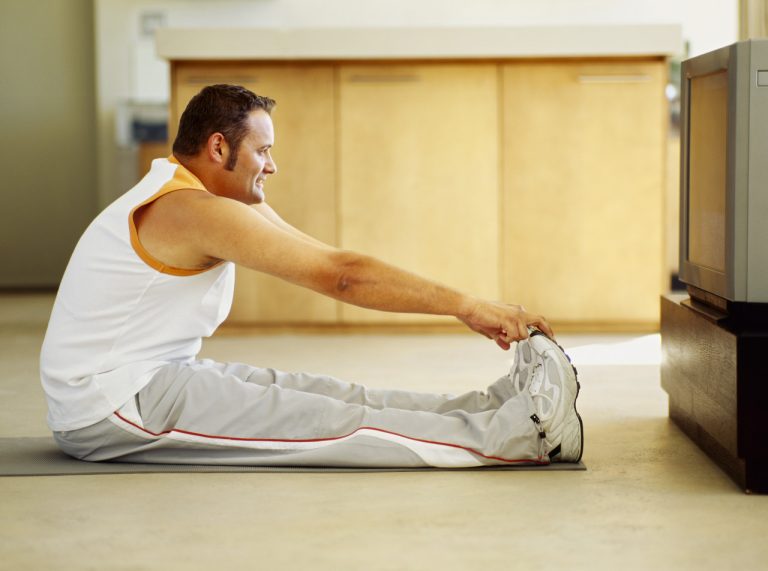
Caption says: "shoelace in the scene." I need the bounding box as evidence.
[509,357,556,423]
[528,364,557,424]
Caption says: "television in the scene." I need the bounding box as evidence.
[679,38,768,309]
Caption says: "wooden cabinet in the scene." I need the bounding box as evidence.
[169,57,667,329]
[501,60,666,326]
[171,63,339,323]
[661,294,768,493]
[337,63,500,324]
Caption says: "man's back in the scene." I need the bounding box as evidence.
[40,157,234,432]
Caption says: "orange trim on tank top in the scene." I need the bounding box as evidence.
[129,155,224,277]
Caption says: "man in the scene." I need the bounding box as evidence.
[41,84,582,468]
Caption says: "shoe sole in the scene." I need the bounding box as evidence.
[529,330,583,463]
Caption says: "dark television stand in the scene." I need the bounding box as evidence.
[661,286,768,493]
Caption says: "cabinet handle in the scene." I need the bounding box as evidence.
[185,75,259,85]
[577,74,651,84]
[347,74,420,83]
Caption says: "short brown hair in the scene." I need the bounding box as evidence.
[172,84,275,170]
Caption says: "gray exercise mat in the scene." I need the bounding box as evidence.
[0,437,586,475]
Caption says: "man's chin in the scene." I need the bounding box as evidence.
[250,185,265,204]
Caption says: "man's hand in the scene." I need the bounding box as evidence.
[457,298,554,350]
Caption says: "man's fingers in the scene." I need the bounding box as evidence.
[537,318,555,339]
[464,300,555,346]
[499,322,528,342]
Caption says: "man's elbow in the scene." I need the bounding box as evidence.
[320,250,369,299]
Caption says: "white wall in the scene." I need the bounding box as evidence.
[116,0,740,99]
[95,0,738,205]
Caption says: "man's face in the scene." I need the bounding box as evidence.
[222,109,277,204]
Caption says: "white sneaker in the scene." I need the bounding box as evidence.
[523,330,583,463]
[511,336,537,394]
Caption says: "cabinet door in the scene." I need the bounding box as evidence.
[172,63,338,323]
[501,60,667,326]
[338,63,500,324]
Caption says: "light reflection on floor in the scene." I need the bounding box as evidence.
[565,334,661,366]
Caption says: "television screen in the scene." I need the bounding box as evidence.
[687,70,728,274]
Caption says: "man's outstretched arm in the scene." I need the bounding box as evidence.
[174,191,553,348]
[251,202,328,248]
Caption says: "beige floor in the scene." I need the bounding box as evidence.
[2,293,768,571]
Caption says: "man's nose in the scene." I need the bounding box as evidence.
[265,154,277,175]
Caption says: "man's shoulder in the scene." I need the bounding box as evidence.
[140,188,259,242]
[167,188,256,220]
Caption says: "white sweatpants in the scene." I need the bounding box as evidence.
[53,359,548,468]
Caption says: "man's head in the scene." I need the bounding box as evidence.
[173,84,275,170]
[173,84,278,204]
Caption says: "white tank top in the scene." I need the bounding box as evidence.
[40,157,235,431]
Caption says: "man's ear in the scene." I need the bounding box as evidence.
[206,133,229,165]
